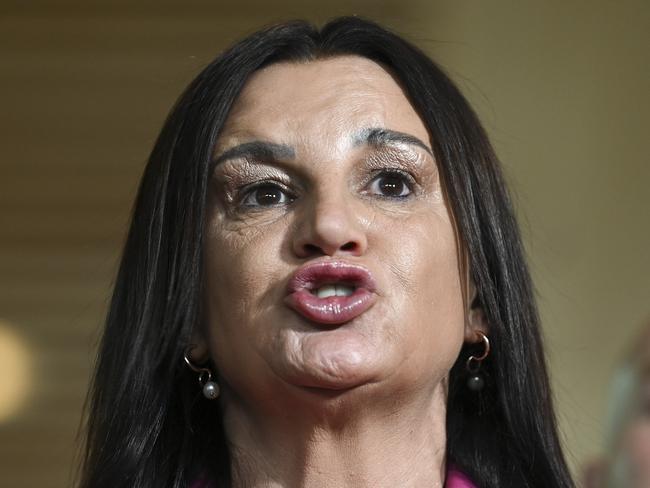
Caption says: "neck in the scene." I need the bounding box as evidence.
[222,382,448,488]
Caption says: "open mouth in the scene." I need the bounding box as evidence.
[309,283,357,298]
[285,261,377,326]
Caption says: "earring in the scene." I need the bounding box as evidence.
[466,332,490,391]
[184,345,220,400]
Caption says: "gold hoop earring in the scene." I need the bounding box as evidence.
[183,345,220,400]
[466,332,490,392]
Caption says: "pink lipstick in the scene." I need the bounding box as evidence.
[284,260,378,326]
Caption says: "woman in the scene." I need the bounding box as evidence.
[79,17,574,488]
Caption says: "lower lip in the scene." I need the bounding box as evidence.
[284,288,377,325]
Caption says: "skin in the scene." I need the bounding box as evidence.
[195,56,487,488]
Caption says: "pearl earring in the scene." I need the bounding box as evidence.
[466,332,490,392]
[183,345,220,400]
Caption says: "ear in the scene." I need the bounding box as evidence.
[464,280,489,344]
[187,327,210,364]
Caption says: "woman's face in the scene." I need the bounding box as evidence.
[202,56,472,410]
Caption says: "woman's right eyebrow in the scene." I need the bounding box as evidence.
[212,141,296,168]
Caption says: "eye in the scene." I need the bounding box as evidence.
[367,170,414,198]
[241,182,294,207]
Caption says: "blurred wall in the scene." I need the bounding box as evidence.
[1,1,648,486]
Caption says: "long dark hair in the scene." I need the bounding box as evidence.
[79,17,574,488]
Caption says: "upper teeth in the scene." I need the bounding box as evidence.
[313,284,355,298]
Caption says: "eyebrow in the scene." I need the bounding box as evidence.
[211,127,433,170]
[355,127,434,156]
[212,141,295,168]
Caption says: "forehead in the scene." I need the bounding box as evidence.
[218,55,429,146]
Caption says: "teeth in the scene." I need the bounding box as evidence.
[313,284,355,298]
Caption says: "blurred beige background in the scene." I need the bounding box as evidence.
[1,1,648,486]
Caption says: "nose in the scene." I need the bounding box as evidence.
[292,191,368,258]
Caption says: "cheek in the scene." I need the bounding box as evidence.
[205,222,269,312]
[202,216,287,366]
[372,207,465,375]
[204,204,290,296]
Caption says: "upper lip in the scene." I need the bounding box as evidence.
[286,259,377,295]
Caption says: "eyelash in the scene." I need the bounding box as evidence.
[238,180,296,208]
[235,169,417,209]
[363,169,416,200]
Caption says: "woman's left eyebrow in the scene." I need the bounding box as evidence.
[354,127,434,156]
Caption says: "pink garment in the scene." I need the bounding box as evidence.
[191,465,477,488]
[446,465,478,488]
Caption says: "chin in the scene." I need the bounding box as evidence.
[295,365,376,392]
[281,330,386,392]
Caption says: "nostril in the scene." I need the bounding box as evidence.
[303,243,321,255]
[301,241,358,257]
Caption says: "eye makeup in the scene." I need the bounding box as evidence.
[360,146,438,195]
[212,159,295,204]
[210,143,439,214]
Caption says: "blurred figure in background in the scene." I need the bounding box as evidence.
[584,320,650,488]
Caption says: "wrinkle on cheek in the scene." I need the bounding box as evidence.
[205,221,274,321]
[209,211,270,254]
[360,208,378,237]
[383,212,460,322]
[384,249,416,293]
[222,225,260,252]
[271,333,305,377]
